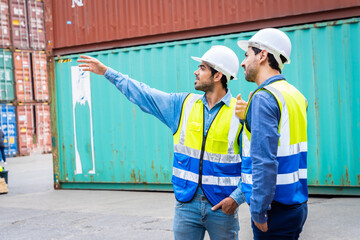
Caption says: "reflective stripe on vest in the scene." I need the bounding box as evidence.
[172,93,242,205]
[242,80,308,205]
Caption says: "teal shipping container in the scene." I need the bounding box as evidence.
[52,18,360,195]
[0,49,15,101]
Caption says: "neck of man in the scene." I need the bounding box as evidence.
[205,86,227,110]
[255,66,281,86]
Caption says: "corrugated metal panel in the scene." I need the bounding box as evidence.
[13,50,33,101]
[34,103,51,153]
[52,18,360,194]
[0,0,11,48]
[45,0,360,55]
[0,104,17,156]
[16,103,34,155]
[27,0,46,50]
[0,49,14,101]
[9,0,30,49]
[32,51,48,101]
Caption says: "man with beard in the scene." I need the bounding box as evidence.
[78,45,245,239]
[235,28,308,240]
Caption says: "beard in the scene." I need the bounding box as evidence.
[244,65,258,83]
[194,77,215,92]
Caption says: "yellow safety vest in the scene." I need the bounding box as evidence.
[242,80,308,205]
[172,93,242,205]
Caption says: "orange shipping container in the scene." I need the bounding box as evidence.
[16,104,34,155]
[9,0,29,49]
[44,0,360,55]
[13,50,33,101]
[16,103,51,155]
[0,0,11,48]
[32,51,48,101]
[34,103,51,153]
[27,0,46,50]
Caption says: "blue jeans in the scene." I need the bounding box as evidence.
[173,188,239,240]
[252,202,308,240]
[0,146,5,162]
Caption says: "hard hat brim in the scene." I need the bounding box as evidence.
[237,40,249,52]
[191,56,237,80]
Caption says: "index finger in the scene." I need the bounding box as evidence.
[79,55,92,59]
[211,202,222,211]
[77,59,91,63]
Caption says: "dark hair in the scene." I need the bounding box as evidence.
[209,67,232,89]
[251,47,287,73]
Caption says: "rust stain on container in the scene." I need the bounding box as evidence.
[45,0,360,55]
[0,0,11,48]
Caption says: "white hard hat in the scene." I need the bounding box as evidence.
[191,45,239,82]
[237,28,291,70]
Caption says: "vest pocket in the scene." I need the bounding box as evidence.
[175,154,191,167]
[208,138,228,154]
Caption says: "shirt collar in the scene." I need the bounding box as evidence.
[198,89,232,108]
[255,74,285,92]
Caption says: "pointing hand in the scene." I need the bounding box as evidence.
[77,55,108,75]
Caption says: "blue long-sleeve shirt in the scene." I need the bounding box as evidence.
[246,75,283,223]
[104,67,245,205]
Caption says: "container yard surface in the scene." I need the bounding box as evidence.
[0,154,359,240]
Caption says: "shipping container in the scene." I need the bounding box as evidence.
[27,0,46,50]
[34,103,51,153]
[44,0,360,55]
[0,0,11,48]
[16,103,34,155]
[31,51,48,101]
[16,102,51,155]
[13,50,33,101]
[51,18,360,194]
[0,49,15,101]
[9,0,29,49]
[0,104,17,156]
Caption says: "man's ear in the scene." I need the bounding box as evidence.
[214,72,223,82]
[259,50,268,64]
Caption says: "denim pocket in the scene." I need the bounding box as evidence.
[175,199,185,208]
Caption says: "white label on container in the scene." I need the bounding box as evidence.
[71,66,96,175]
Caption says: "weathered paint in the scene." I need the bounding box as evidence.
[0,49,14,101]
[52,18,360,194]
[45,0,360,55]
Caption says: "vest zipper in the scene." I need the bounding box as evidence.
[198,133,208,187]
[198,104,221,187]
